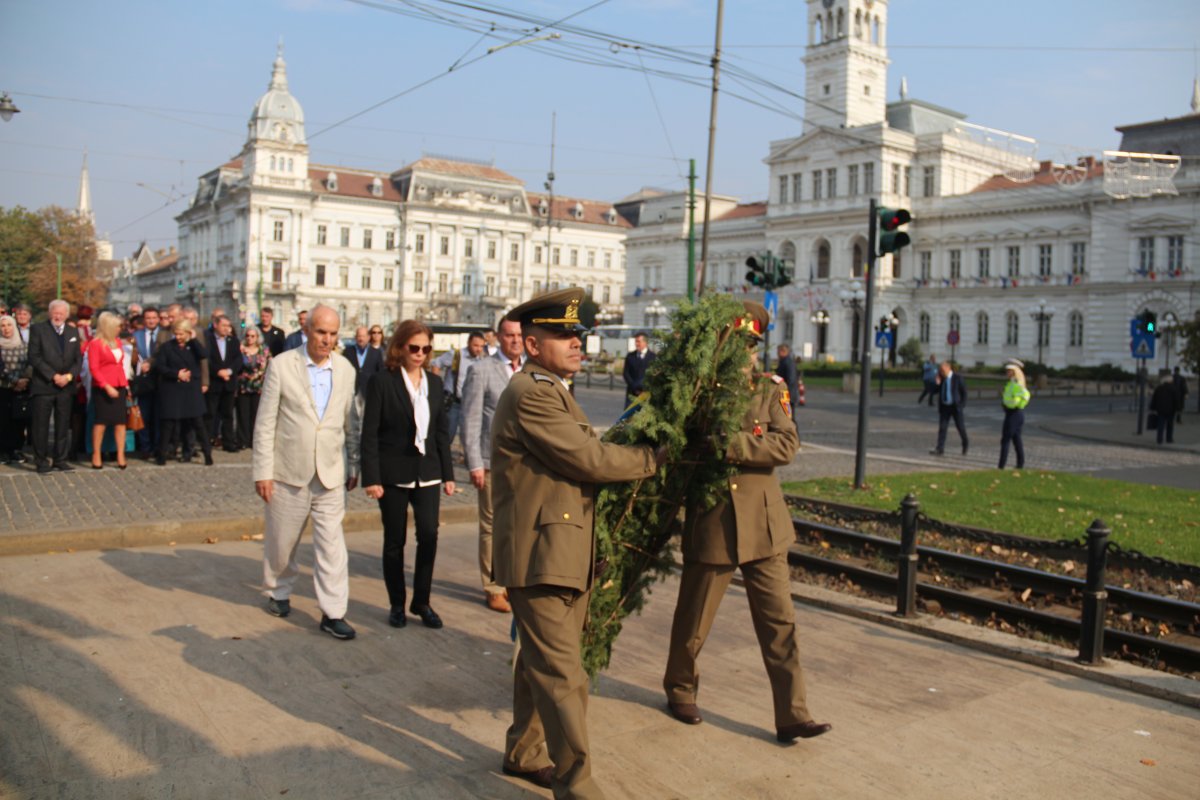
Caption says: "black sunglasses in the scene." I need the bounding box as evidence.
[407,344,433,355]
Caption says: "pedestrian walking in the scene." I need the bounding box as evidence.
[931,361,968,456]
[622,331,655,408]
[1150,370,1177,445]
[154,319,213,466]
[253,304,360,640]
[236,327,270,450]
[360,320,455,630]
[663,300,831,745]
[1173,366,1188,424]
[775,343,803,432]
[998,362,1030,469]
[917,354,938,406]
[368,324,385,350]
[0,315,32,463]
[460,317,525,613]
[85,312,131,470]
[28,299,82,474]
[491,288,662,796]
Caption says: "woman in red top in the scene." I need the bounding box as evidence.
[85,311,130,469]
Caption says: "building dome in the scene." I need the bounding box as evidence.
[247,44,306,145]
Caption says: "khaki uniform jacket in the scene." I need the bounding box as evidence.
[683,379,799,565]
[251,348,360,490]
[491,362,656,592]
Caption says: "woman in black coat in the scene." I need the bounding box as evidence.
[361,319,455,629]
[154,319,213,465]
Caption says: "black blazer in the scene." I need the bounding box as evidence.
[360,369,453,488]
[27,321,83,397]
[259,324,286,357]
[622,349,655,393]
[155,339,208,420]
[343,345,384,396]
[207,334,244,391]
[937,372,968,409]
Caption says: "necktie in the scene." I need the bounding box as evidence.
[944,377,952,404]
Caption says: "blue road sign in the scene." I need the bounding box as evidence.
[875,330,894,350]
[763,290,778,332]
[1131,332,1156,359]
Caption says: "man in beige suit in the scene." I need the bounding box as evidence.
[253,304,360,640]
[491,288,663,798]
[663,301,831,743]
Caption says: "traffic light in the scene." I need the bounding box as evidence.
[774,260,793,288]
[1140,309,1158,337]
[878,207,912,254]
[745,256,768,287]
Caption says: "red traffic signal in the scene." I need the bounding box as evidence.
[880,208,912,232]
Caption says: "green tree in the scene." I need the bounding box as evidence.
[1177,311,1200,377]
[0,205,106,310]
[897,336,923,366]
[0,206,51,307]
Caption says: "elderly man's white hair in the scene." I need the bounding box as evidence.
[48,299,69,312]
[306,303,338,324]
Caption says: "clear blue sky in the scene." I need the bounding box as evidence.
[1,0,1196,256]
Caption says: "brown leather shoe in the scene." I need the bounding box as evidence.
[667,701,703,725]
[501,764,553,788]
[776,721,832,742]
[485,592,511,613]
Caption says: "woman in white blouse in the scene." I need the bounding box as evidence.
[359,320,456,629]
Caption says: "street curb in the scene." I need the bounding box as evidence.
[0,504,478,557]
[1036,422,1200,456]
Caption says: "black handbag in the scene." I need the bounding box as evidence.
[1147,411,1159,430]
[129,373,155,397]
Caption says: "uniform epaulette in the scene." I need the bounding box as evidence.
[531,372,556,384]
[769,374,784,384]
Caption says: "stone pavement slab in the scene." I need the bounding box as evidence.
[2,523,1197,799]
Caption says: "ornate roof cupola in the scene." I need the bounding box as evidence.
[242,42,309,189]
[802,0,890,132]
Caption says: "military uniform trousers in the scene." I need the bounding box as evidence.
[664,552,813,729]
[477,470,503,595]
[506,585,604,800]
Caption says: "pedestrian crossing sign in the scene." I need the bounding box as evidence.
[1131,335,1155,359]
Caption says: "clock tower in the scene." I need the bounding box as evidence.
[802,0,890,132]
[242,44,309,189]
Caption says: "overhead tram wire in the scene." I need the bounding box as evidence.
[634,49,685,177]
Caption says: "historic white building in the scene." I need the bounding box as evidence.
[164,47,628,331]
[623,0,1199,370]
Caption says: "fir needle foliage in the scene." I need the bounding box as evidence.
[583,293,755,677]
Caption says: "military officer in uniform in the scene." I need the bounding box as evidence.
[662,301,831,744]
[491,288,663,798]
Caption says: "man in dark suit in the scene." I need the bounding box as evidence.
[132,306,163,456]
[774,343,802,434]
[931,360,968,456]
[343,325,383,397]
[207,315,242,451]
[622,331,655,407]
[258,307,286,357]
[283,309,308,352]
[27,299,82,473]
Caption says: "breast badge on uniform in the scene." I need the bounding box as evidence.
[779,388,792,419]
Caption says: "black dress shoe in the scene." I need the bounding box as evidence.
[388,609,407,628]
[929,449,943,456]
[204,454,214,466]
[155,455,167,466]
[53,462,75,472]
[776,721,832,742]
[501,764,554,789]
[267,598,291,617]
[411,605,443,629]
[36,465,53,475]
[667,701,703,725]
[319,615,356,640]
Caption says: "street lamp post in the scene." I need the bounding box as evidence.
[810,309,829,360]
[646,299,666,330]
[1029,298,1056,368]
[0,92,20,122]
[838,280,865,364]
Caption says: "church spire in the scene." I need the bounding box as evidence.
[270,38,288,92]
[1191,76,1199,115]
[77,148,93,223]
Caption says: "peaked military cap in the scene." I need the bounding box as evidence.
[506,287,589,334]
[735,301,769,340]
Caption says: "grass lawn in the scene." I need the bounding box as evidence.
[782,470,1200,566]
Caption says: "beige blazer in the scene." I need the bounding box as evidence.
[491,363,656,592]
[251,348,360,490]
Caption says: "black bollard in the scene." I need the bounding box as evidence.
[896,493,920,617]
[1078,519,1111,665]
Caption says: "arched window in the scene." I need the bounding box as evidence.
[814,16,823,43]
[892,250,902,279]
[948,311,960,334]
[852,242,864,278]
[1069,311,1084,347]
[871,16,880,44]
[360,305,370,327]
[287,158,294,172]
[854,9,863,38]
[1005,311,1019,346]
[270,155,276,171]
[976,311,989,345]
[816,241,831,279]
[382,305,394,332]
[836,8,845,37]
[919,312,930,344]
[826,12,833,40]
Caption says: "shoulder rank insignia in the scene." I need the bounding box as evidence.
[779,387,792,418]
[769,374,785,384]
[531,372,556,384]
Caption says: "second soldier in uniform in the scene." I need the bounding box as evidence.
[663,301,831,743]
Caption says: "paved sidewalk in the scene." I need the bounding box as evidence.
[2,522,1196,799]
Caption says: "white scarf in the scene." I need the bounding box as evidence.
[402,368,430,455]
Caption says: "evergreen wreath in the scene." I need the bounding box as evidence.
[583,293,757,677]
